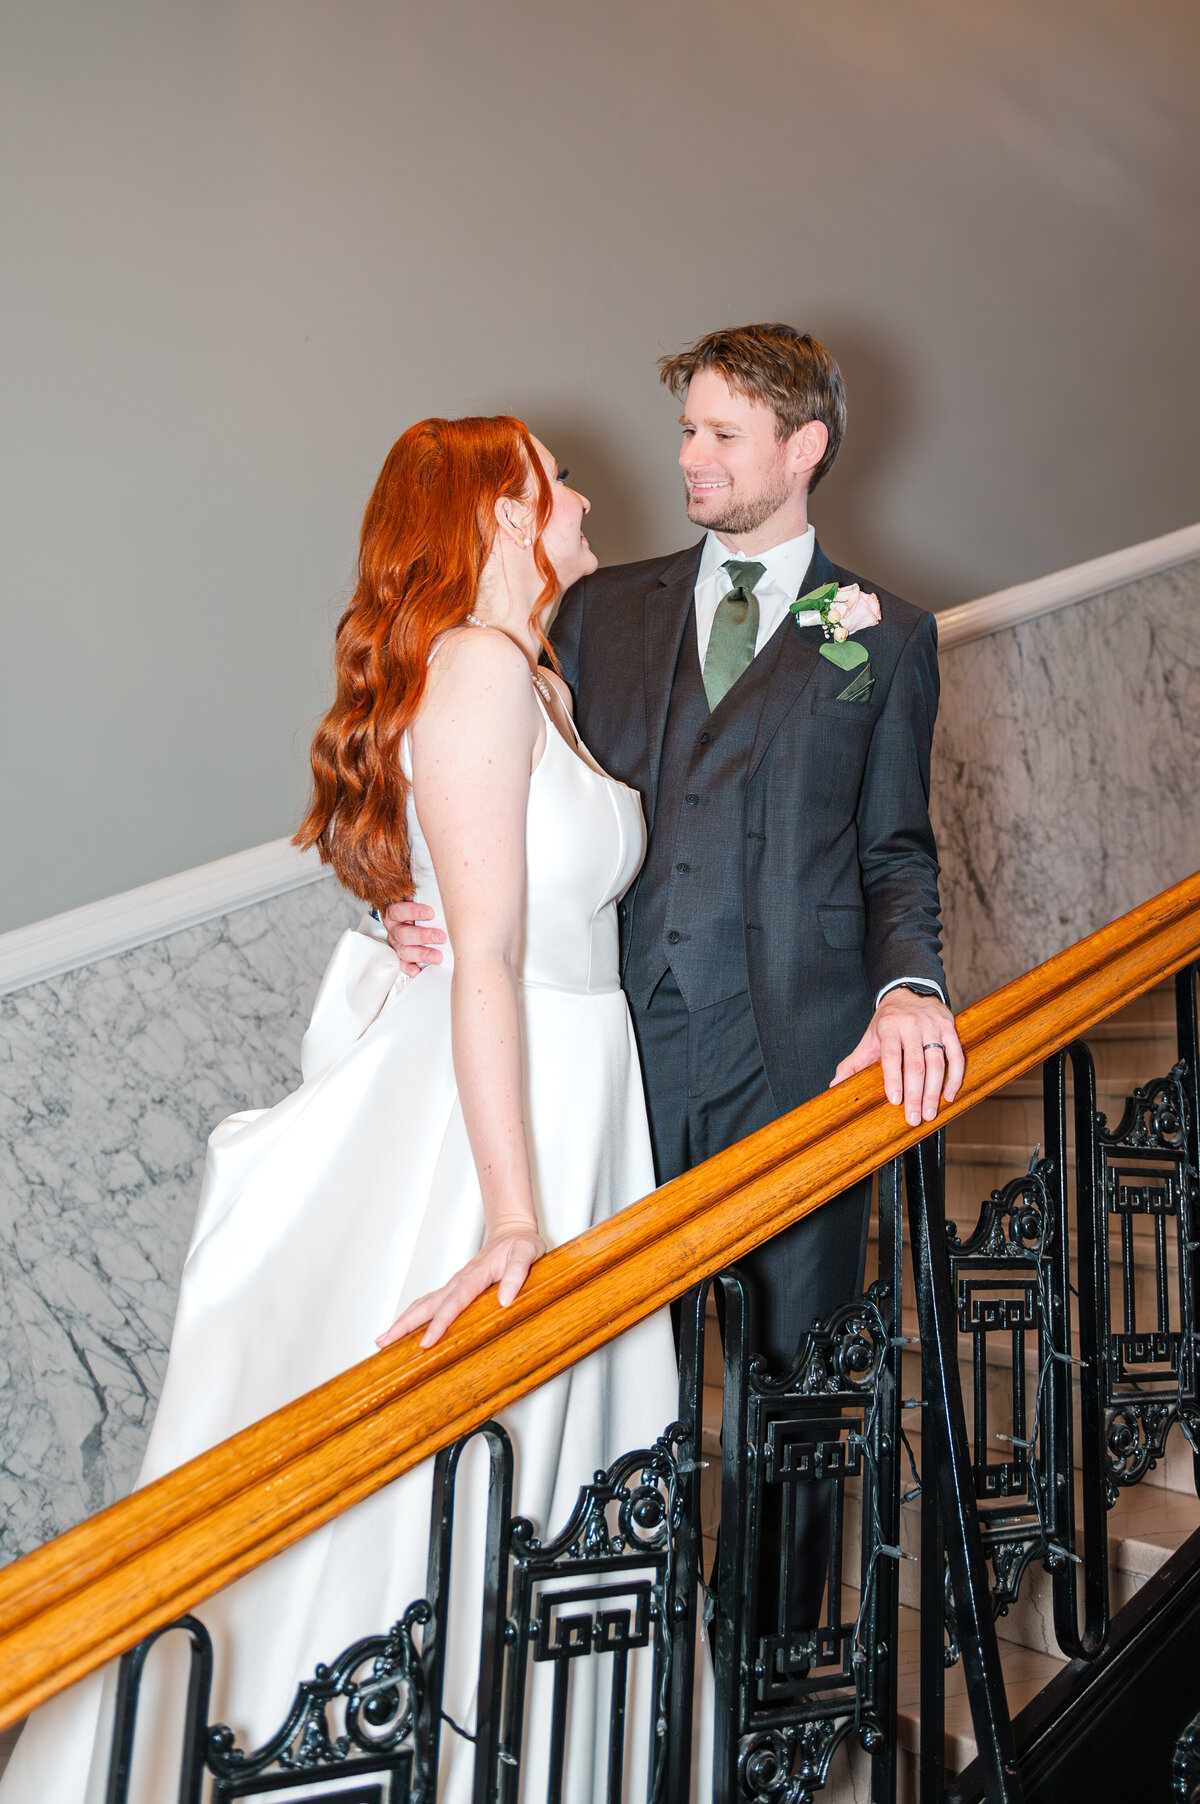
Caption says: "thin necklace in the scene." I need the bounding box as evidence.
[465,614,554,703]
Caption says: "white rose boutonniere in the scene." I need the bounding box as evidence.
[790,581,882,671]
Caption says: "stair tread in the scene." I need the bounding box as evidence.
[883,1409,1200,1567]
[897,1603,1066,1764]
[832,1579,1068,1767]
[1106,1483,1200,1572]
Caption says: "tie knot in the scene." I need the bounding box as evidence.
[722,559,766,596]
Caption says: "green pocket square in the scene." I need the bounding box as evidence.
[836,663,874,703]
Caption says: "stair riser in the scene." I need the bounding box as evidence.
[893,1360,1198,1497]
[823,1737,918,1804]
[896,1338,1195,1496]
[842,1485,1172,1662]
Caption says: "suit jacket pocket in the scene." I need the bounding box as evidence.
[807,696,877,721]
[836,666,874,704]
[818,904,867,950]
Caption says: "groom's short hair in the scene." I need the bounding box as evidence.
[658,323,846,490]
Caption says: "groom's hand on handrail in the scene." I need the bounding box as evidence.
[383,901,446,977]
[830,987,965,1127]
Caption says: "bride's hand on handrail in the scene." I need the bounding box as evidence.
[376,1223,547,1352]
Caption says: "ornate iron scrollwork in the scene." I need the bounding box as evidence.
[206,1603,430,1792]
[1095,1061,1200,1506]
[695,1185,905,1804]
[941,1157,1069,1619]
[105,1427,691,1804]
[503,1429,689,1804]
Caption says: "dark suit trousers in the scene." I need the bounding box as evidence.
[632,970,871,1640]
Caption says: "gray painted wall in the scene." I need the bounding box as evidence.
[3,0,1198,930]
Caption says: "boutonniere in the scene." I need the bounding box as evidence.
[789,582,882,671]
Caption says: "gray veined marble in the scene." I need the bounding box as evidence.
[932,555,1200,1006]
[0,877,356,1562]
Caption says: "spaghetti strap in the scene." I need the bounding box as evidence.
[426,629,467,665]
[426,622,599,773]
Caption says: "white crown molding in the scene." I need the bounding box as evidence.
[935,521,1200,651]
[0,839,331,997]
[2,522,1197,996]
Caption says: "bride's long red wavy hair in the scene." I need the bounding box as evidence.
[295,415,557,908]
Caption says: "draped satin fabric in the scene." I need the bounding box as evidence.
[2,694,700,1801]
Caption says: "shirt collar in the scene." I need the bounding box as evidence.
[698,525,817,598]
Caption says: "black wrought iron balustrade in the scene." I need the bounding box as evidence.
[105,1420,695,1804]
[103,961,1200,1804]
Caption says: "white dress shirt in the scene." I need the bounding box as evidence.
[693,526,816,665]
[691,528,946,1013]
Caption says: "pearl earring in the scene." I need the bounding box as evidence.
[523,536,532,547]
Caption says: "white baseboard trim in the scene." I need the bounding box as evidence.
[0,840,331,997]
[936,521,1200,651]
[3,521,1197,995]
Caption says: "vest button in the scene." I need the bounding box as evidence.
[666,930,682,945]
[698,731,712,744]
[685,793,699,806]
[676,862,690,873]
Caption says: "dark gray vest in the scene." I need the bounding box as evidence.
[624,609,778,1010]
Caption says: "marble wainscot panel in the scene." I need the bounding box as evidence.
[932,555,1200,1005]
[0,877,356,1561]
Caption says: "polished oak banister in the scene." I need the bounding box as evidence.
[1,870,1198,1733]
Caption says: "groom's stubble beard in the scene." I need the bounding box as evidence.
[683,465,792,537]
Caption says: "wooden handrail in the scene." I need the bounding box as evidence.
[0,871,1198,1731]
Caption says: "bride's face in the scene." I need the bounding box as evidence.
[531,438,598,597]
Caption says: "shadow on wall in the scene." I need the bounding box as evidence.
[815,326,961,613]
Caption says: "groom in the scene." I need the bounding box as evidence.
[552,325,960,1337]
[553,322,962,1651]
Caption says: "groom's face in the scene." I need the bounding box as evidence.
[678,370,792,537]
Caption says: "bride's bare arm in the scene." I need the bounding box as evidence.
[377,629,546,1350]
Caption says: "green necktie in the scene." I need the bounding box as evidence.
[702,559,765,711]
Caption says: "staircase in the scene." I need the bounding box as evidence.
[698,978,1200,1800]
[3,891,1199,1801]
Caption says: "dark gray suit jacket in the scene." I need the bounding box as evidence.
[551,537,948,1117]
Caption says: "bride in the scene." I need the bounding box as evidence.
[1,416,688,1800]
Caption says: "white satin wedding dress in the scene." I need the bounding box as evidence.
[2,678,692,1801]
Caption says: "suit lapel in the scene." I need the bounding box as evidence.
[643,541,704,814]
[747,537,837,781]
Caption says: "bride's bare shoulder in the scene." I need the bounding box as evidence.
[415,630,540,762]
[425,625,533,696]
